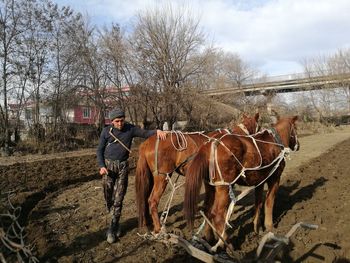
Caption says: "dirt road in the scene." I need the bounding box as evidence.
[1,126,350,262]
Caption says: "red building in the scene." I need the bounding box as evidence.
[70,86,130,125]
[70,106,111,125]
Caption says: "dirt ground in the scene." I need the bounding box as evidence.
[1,126,350,263]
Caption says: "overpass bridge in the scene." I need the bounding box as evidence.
[201,72,350,96]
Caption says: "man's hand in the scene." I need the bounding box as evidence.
[99,167,108,176]
[156,130,168,140]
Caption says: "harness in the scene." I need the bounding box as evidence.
[153,131,209,176]
[207,129,290,186]
[107,127,131,153]
[269,127,284,148]
[153,131,211,226]
[200,125,298,252]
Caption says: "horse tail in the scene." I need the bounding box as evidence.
[135,145,153,228]
[184,149,209,229]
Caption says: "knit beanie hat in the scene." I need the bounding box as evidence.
[109,108,125,120]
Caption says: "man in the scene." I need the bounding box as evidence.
[97,108,167,243]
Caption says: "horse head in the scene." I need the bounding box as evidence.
[240,112,260,134]
[289,116,300,151]
[275,116,299,151]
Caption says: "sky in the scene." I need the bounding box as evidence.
[54,0,350,77]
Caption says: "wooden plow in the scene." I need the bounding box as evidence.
[255,222,318,262]
[139,174,318,262]
[141,221,318,263]
[140,183,317,262]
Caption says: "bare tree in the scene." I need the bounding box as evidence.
[218,50,256,88]
[20,0,54,142]
[0,0,23,154]
[99,24,137,122]
[302,49,350,121]
[131,4,207,129]
[67,17,110,133]
[328,49,350,113]
[195,49,260,114]
[45,3,84,135]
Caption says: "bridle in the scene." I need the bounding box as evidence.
[289,124,299,152]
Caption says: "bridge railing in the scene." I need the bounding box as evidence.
[245,72,318,85]
[202,71,350,96]
[246,70,350,85]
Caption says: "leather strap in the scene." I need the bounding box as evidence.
[107,127,132,153]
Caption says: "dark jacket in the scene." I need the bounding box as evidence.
[97,123,156,168]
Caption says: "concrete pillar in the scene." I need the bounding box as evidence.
[263,90,277,123]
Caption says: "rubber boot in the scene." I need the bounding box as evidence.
[106,218,119,244]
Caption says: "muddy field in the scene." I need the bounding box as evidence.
[1,126,350,263]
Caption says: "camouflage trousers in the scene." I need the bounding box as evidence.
[103,159,129,224]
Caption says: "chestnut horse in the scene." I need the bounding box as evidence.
[183,116,299,251]
[135,113,260,234]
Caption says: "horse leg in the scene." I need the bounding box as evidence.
[264,175,280,232]
[210,186,230,252]
[203,183,215,243]
[253,185,264,233]
[148,175,168,233]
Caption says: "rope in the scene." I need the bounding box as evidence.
[170,131,188,151]
[194,123,300,253]
[169,131,209,151]
[154,137,160,176]
[159,173,185,226]
[208,127,295,187]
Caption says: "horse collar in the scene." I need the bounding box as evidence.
[270,127,284,147]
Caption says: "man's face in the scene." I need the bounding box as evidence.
[112,117,125,130]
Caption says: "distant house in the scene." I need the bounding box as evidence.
[71,86,130,125]
[8,102,52,129]
[69,106,111,125]
[8,86,130,128]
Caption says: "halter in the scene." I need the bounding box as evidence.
[289,124,299,152]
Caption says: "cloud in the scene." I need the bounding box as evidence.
[55,0,350,75]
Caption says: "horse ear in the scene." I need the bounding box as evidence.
[254,112,259,121]
[292,115,298,123]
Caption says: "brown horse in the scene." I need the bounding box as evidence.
[135,113,260,234]
[183,116,299,250]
